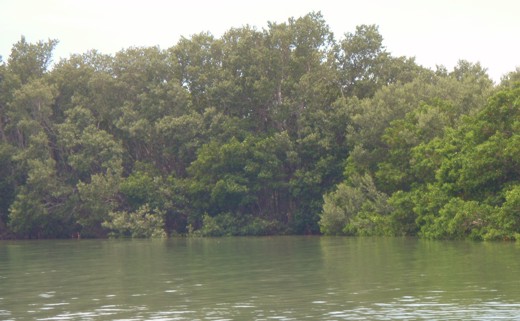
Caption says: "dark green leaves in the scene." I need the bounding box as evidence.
[0,14,516,240]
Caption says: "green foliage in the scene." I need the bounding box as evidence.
[7,37,58,84]
[8,158,75,238]
[76,168,122,237]
[196,212,283,237]
[320,59,504,240]
[386,190,419,236]
[319,182,364,235]
[338,25,426,99]
[0,14,517,240]
[0,143,16,228]
[496,185,520,235]
[418,198,493,240]
[400,84,519,240]
[120,169,159,209]
[319,173,392,236]
[103,204,166,238]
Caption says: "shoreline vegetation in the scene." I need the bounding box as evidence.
[0,12,518,240]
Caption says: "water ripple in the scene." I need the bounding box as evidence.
[2,238,520,320]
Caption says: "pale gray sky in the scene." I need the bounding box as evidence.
[1,0,519,82]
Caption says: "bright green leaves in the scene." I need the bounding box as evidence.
[494,185,520,239]
[320,62,507,239]
[419,198,493,240]
[405,85,519,239]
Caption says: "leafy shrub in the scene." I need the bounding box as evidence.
[103,204,166,238]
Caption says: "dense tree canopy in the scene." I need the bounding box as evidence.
[0,13,517,239]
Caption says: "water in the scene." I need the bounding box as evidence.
[1,237,520,320]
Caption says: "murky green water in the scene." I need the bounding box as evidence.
[1,237,520,320]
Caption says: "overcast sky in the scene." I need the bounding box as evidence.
[1,0,519,82]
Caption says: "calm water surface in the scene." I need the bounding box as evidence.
[1,237,520,320]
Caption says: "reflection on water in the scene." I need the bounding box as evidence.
[1,237,520,320]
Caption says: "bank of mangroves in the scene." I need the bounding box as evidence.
[0,13,519,239]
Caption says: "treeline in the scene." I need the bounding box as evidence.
[0,13,518,239]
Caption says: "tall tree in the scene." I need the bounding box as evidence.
[7,37,58,85]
